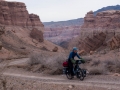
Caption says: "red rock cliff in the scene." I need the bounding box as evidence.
[0,1,43,27]
[82,10,120,29]
[77,10,120,53]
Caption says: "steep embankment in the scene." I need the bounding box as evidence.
[0,1,64,59]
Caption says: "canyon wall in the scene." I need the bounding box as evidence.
[0,0,44,44]
[43,18,84,45]
[70,10,120,53]
[82,10,120,29]
[0,1,56,59]
[0,1,44,28]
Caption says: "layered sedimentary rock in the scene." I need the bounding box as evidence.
[43,18,84,45]
[0,1,44,27]
[79,32,106,52]
[29,14,44,27]
[76,10,120,52]
[82,10,120,29]
[109,35,120,50]
[44,25,81,44]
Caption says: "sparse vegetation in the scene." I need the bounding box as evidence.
[29,51,67,74]
[83,52,120,75]
[91,60,101,66]
[88,64,106,75]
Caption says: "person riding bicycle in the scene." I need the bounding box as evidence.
[68,47,85,76]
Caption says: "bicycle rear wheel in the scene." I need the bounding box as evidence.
[66,68,74,80]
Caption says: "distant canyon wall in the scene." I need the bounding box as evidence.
[44,25,81,44]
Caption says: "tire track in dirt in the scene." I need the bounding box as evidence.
[3,72,120,90]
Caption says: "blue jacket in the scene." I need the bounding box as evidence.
[68,51,81,61]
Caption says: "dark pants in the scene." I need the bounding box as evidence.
[68,60,74,76]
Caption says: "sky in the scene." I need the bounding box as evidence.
[6,0,120,22]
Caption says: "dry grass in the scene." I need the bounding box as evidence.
[82,52,120,75]
[29,51,67,75]
[91,60,101,66]
[88,64,106,75]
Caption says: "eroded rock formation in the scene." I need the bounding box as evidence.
[0,1,44,27]
[79,32,106,52]
[82,10,120,29]
[70,10,120,53]
[109,35,120,50]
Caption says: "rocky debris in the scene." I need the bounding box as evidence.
[82,10,120,29]
[20,47,26,49]
[0,1,43,27]
[68,85,75,89]
[108,35,120,50]
[41,46,49,51]
[30,28,44,42]
[0,26,5,35]
[52,46,58,52]
[89,51,94,55]
[79,32,106,52]
[0,41,2,50]
[113,73,120,76]
[32,39,38,45]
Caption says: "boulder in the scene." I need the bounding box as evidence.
[52,46,58,52]
[30,28,44,42]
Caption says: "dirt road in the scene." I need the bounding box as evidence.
[1,58,120,90]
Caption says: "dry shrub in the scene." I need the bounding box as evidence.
[85,54,120,75]
[88,64,106,75]
[91,60,101,66]
[29,51,67,75]
[104,60,115,66]
[115,60,120,73]
[82,56,92,63]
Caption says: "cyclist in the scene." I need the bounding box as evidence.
[68,47,84,77]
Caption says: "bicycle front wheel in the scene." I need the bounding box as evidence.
[77,69,84,81]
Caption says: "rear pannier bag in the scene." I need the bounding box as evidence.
[63,61,68,67]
